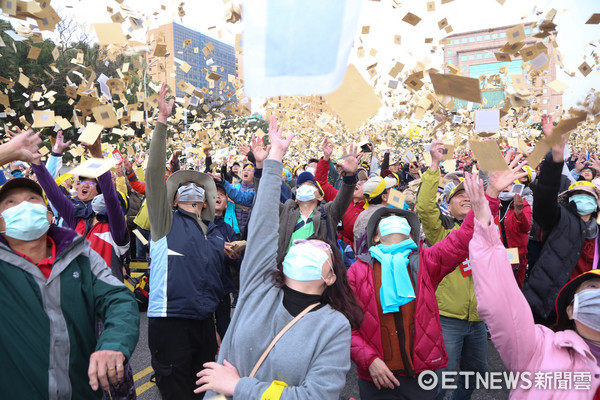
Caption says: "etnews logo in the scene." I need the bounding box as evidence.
[418,370,593,391]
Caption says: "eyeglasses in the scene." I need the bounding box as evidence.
[79,180,97,186]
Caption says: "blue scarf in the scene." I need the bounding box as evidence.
[369,239,417,314]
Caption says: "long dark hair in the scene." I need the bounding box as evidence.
[269,238,363,330]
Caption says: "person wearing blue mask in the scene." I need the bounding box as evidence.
[467,170,600,399]
[523,114,600,327]
[252,135,363,261]
[196,114,363,400]
[0,176,139,399]
[347,182,497,400]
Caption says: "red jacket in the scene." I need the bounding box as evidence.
[497,200,532,287]
[315,157,364,248]
[348,197,501,381]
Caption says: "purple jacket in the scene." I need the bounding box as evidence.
[32,162,128,247]
[470,219,600,399]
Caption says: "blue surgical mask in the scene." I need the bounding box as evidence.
[282,242,331,281]
[2,201,49,241]
[569,194,597,216]
[573,288,600,331]
[296,184,317,202]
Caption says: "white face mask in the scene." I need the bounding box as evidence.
[573,288,600,331]
[498,192,515,201]
[178,183,205,203]
[296,184,317,202]
[282,242,332,281]
[91,194,105,214]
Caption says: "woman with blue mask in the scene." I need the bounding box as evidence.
[522,114,600,328]
[347,172,501,400]
[196,114,363,400]
[467,169,600,399]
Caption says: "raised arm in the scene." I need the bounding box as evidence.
[380,151,390,174]
[416,140,447,244]
[238,115,294,298]
[146,82,174,241]
[223,180,254,207]
[533,115,564,230]
[316,138,340,202]
[124,158,147,195]
[326,143,362,221]
[31,160,78,228]
[468,185,540,372]
[425,156,527,285]
[507,195,532,234]
[0,128,42,166]
[98,171,128,246]
[46,131,71,179]
[78,137,128,247]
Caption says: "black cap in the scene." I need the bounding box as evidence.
[0,178,45,203]
[215,182,227,195]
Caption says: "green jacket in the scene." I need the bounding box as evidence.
[416,168,481,322]
[0,225,139,400]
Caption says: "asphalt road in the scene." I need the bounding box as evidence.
[130,312,509,400]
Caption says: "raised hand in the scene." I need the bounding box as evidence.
[541,114,553,137]
[339,143,364,176]
[83,136,103,159]
[322,138,334,161]
[123,158,133,175]
[53,130,72,154]
[487,151,528,198]
[574,153,587,173]
[430,139,445,170]
[251,135,269,168]
[172,149,182,161]
[135,153,145,167]
[514,193,524,216]
[157,82,174,125]
[267,114,294,162]
[590,154,600,172]
[542,114,565,162]
[239,143,251,157]
[464,171,492,226]
[6,127,43,165]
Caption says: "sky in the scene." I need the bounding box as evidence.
[3,0,599,108]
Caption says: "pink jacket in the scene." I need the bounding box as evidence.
[470,219,600,399]
[348,204,495,380]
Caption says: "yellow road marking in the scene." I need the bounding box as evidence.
[133,366,153,382]
[136,381,156,396]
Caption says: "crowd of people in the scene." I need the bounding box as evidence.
[1,81,599,400]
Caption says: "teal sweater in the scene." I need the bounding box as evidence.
[207,159,351,399]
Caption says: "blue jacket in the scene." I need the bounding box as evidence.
[214,215,240,294]
[148,209,226,319]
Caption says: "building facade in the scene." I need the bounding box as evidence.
[145,22,236,100]
[443,23,562,116]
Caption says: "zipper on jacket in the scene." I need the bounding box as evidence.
[393,310,416,378]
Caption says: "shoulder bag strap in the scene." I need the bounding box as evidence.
[249,303,320,378]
